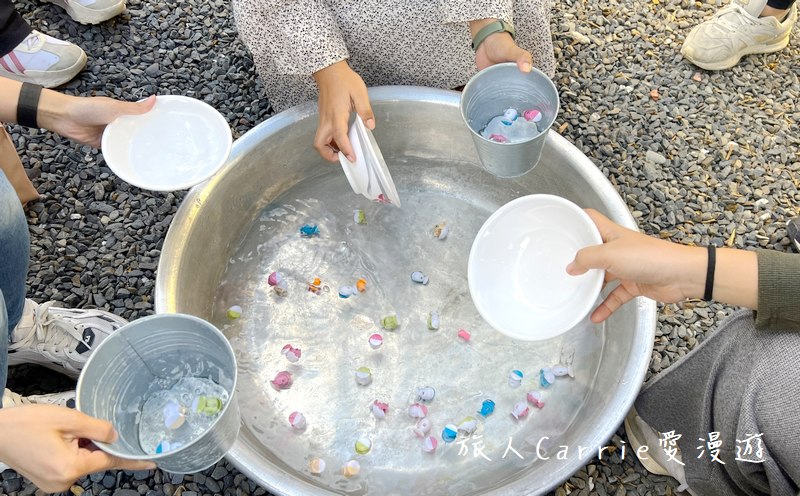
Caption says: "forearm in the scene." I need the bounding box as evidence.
[0,76,71,130]
[678,246,759,310]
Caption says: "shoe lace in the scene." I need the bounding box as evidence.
[713,4,761,30]
[21,32,42,51]
[12,302,81,355]
[2,388,30,407]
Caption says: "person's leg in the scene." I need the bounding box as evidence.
[0,124,39,205]
[762,0,795,19]
[0,0,33,56]
[631,310,800,496]
[0,170,29,335]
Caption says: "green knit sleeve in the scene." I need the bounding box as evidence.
[755,249,800,331]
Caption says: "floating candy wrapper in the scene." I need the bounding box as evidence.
[527,390,545,409]
[552,364,574,378]
[408,403,428,418]
[192,396,223,415]
[457,416,478,435]
[371,400,389,419]
[433,222,449,240]
[478,399,495,417]
[508,369,524,388]
[427,311,440,331]
[422,436,438,453]
[309,458,326,475]
[163,400,186,430]
[289,411,307,430]
[307,277,326,294]
[342,460,360,478]
[442,424,458,443]
[226,305,242,320]
[489,133,508,143]
[540,368,556,388]
[356,278,367,293]
[414,417,432,437]
[281,344,301,363]
[338,285,356,299]
[415,386,435,403]
[410,271,429,285]
[382,315,398,330]
[511,402,529,420]
[271,371,293,390]
[523,109,542,122]
[368,333,383,350]
[355,436,372,455]
[267,271,283,287]
[273,279,288,297]
[501,108,519,125]
[355,367,372,386]
[300,224,319,237]
[155,440,183,454]
[457,329,471,342]
[354,209,367,225]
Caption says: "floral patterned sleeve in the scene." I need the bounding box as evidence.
[232,0,349,76]
[439,0,514,24]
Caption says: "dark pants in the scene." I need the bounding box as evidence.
[0,0,32,57]
[768,0,796,10]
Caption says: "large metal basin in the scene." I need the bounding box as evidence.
[156,87,656,495]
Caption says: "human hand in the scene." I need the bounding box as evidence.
[0,405,155,493]
[38,92,156,148]
[566,209,707,323]
[472,23,532,73]
[313,60,374,162]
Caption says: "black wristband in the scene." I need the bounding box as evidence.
[703,244,716,302]
[17,82,43,128]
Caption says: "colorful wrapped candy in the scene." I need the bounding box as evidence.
[414,418,432,438]
[355,436,372,455]
[354,209,367,225]
[442,424,458,443]
[281,344,301,363]
[267,271,283,287]
[308,458,326,475]
[226,305,242,320]
[368,333,383,350]
[527,390,545,409]
[457,416,478,435]
[501,108,519,125]
[410,271,429,285]
[415,386,435,403]
[271,371,293,390]
[155,440,183,454]
[422,436,438,453]
[408,403,428,418]
[356,278,367,293]
[355,367,372,386]
[433,223,449,240]
[478,399,495,417]
[489,133,509,143]
[300,224,320,237]
[552,364,574,378]
[163,400,186,430]
[342,460,360,478]
[523,109,542,122]
[338,285,356,299]
[192,396,223,415]
[511,402,529,420]
[371,400,389,419]
[289,411,307,430]
[457,329,471,342]
[428,311,440,331]
[508,369,524,388]
[540,367,556,388]
[382,315,398,330]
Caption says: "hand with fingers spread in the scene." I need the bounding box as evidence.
[565,209,758,323]
[470,19,533,73]
[312,60,374,163]
[0,404,155,493]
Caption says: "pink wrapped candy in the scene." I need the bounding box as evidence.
[457,329,471,342]
[289,411,307,430]
[408,403,428,419]
[422,436,438,453]
[268,271,283,286]
[371,400,389,419]
[271,371,293,390]
[523,109,542,122]
[413,417,432,438]
[281,344,301,363]
[511,401,529,420]
[527,390,545,409]
[368,333,383,350]
[488,134,509,143]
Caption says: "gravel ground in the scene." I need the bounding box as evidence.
[4,0,799,493]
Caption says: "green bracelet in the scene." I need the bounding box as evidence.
[471,20,516,51]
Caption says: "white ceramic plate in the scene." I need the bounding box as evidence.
[338,115,401,206]
[467,194,604,340]
[101,95,232,192]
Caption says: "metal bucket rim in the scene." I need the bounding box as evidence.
[75,312,239,462]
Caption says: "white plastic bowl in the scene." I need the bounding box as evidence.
[468,194,604,340]
[101,95,232,192]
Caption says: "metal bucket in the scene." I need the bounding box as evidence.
[155,87,655,495]
[76,313,240,474]
[460,63,559,178]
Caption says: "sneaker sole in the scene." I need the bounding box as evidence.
[8,350,82,378]
[0,49,86,88]
[681,32,791,71]
[42,0,126,24]
[623,409,672,476]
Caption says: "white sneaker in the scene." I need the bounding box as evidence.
[0,30,86,88]
[8,299,127,378]
[43,0,126,25]
[2,388,76,409]
[681,1,797,70]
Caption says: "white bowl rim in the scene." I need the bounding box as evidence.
[467,193,605,341]
[101,95,233,192]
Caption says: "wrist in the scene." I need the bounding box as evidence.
[313,60,351,85]
[36,90,70,131]
[677,245,708,300]
[469,18,498,37]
